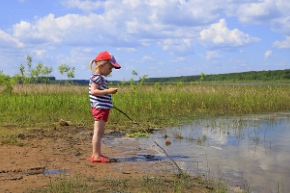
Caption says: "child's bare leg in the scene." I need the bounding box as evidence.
[92,120,106,159]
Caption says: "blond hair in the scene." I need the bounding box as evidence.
[89,60,110,72]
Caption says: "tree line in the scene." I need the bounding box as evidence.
[1,55,290,93]
[144,69,290,83]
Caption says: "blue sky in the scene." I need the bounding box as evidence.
[0,0,289,81]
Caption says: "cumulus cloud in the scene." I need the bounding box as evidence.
[55,0,228,53]
[264,50,272,59]
[228,0,290,37]
[62,0,221,26]
[12,13,139,48]
[11,7,201,55]
[15,1,290,56]
[13,14,95,44]
[273,36,290,48]
[8,0,290,52]
[0,29,24,48]
[236,0,280,24]
[3,0,289,79]
[200,19,260,49]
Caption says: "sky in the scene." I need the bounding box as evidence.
[0,0,290,81]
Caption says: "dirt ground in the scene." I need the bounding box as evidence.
[0,126,212,193]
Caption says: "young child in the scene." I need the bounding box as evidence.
[88,51,121,163]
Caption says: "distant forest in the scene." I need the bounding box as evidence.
[143,69,290,83]
[34,69,290,85]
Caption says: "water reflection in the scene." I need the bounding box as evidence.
[138,112,290,193]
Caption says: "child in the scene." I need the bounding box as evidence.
[88,51,121,163]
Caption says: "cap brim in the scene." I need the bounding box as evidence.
[109,56,121,69]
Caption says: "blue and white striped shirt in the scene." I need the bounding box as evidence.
[89,74,113,109]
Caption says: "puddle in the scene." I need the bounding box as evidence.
[138,112,290,193]
[102,136,164,162]
[113,154,162,162]
[25,167,68,175]
[42,170,68,175]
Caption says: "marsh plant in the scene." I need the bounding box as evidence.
[1,82,290,130]
[196,135,207,145]
[105,177,129,192]
[28,174,226,193]
[173,132,183,139]
[203,160,228,193]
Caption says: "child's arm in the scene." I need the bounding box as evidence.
[90,82,118,96]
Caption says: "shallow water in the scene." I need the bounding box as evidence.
[42,170,68,175]
[138,112,290,193]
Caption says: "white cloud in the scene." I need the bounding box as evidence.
[2,0,290,80]
[142,56,153,61]
[13,1,286,57]
[0,29,24,48]
[170,57,185,63]
[236,0,280,24]
[228,0,290,37]
[264,50,272,59]
[273,36,290,48]
[7,0,290,53]
[200,19,260,49]
[275,0,290,16]
[60,0,103,12]
[12,13,135,47]
[271,16,290,36]
[32,50,46,56]
[13,14,86,44]
[82,47,94,53]
[159,38,194,54]
[116,48,137,52]
[63,0,221,25]
[55,0,226,54]
[206,51,221,60]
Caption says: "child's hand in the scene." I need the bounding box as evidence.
[107,88,118,94]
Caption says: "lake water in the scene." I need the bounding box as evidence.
[138,112,290,193]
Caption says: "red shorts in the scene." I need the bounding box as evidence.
[91,108,110,122]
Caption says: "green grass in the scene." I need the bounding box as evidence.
[27,174,215,193]
[1,83,290,130]
[0,128,26,146]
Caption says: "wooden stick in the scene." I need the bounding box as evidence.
[114,106,183,175]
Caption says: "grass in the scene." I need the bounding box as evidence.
[1,82,290,131]
[1,82,290,144]
[29,175,95,193]
[0,128,26,146]
[27,173,215,193]
[126,131,148,138]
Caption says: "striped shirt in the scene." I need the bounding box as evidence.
[89,74,113,109]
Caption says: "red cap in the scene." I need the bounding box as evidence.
[95,51,121,69]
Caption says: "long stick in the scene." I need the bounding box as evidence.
[114,106,183,175]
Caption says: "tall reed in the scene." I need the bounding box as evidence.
[1,83,290,128]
